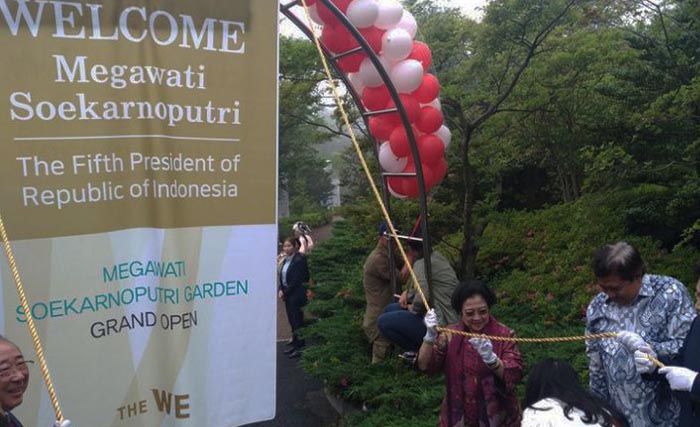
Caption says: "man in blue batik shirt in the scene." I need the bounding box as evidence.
[585,241,696,427]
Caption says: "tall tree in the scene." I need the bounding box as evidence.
[410,0,582,278]
[279,36,335,213]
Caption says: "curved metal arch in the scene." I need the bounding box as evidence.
[280,0,434,303]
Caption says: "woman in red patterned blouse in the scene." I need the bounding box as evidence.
[417,279,524,427]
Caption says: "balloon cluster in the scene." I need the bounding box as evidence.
[303,0,452,198]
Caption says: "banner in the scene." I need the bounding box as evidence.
[0,1,279,426]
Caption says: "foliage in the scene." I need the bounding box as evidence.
[279,36,335,216]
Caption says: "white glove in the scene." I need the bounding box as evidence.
[423,309,439,343]
[634,349,657,374]
[617,331,648,351]
[469,337,497,365]
[53,420,72,427]
[659,366,699,392]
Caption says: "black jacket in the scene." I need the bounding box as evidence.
[1,413,24,427]
[278,253,309,297]
[658,316,700,427]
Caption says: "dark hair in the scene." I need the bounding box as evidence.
[591,241,645,281]
[284,236,300,248]
[407,238,423,254]
[524,359,628,427]
[451,279,497,314]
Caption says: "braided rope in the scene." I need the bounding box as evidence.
[435,327,618,343]
[298,2,667,362]
[0,213,64,423]
[434,328,665,368]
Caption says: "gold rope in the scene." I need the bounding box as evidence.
[435,328,619,343]
[298,1,666,359]
[434,328,665,368]
[0,213,65,423]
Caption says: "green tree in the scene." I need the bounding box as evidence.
[279,36,335,214]
[409,0,582,278]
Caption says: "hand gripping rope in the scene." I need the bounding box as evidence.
[0,213,70,426]
[297,0,665,370]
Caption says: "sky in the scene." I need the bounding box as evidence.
[280,0,488,37]
[438,0,487,20]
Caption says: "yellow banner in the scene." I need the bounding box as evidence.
[0,0,278,240]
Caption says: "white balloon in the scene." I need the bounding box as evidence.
[435,125,452,149]
[307,4,324,26]
[390,59,424,93]
[396,11,417,38]
[378,141,409,173]
[381,28,413,61]
[421,98,441,110]
[347,0,379,29]
[347,72,365,95]
[375,0,403,30]
[388,182,408,199]
[358,55,390,87]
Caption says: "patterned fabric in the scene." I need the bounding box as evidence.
[426,317,523,427]
[585,274,696,427]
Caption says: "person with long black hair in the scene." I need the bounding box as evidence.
[522,358,629,427]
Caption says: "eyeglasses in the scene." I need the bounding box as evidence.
[0,360,34,379]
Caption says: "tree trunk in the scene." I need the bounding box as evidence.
[459,127,477,280]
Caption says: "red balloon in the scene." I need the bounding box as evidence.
[387,176,407,197]
[362,85,390,111]
[417,134,445,167]
[321,24,358,54]
[419,164,437,189]
[416,106,443,134]
[400,164,419,197]
[413,74,440,103]
[317,0,351,27]
[389,124,418,158]
[434,158,448,184]
[359,27,384,53]
[399,163,435,198]
[368,116,395,141]
[385,94,420,123]
[337,52,366,73]
[408,41,432,71]
[389,162,437,198]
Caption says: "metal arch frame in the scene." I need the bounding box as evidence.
[280,0,434,304]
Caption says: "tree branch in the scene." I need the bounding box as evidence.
[283,113,351,138]
[472,0,579,129]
